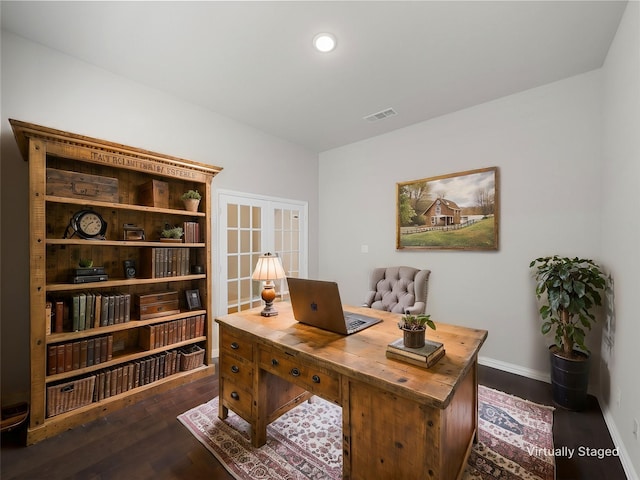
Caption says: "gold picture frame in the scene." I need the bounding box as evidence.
[396,167,499,250]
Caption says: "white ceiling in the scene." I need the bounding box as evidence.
[1,1,628,153]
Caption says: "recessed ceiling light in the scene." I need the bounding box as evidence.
[313,33,337,53]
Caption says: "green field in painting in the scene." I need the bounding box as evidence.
[400,218,495,248]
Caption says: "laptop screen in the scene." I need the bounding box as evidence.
[287,277,381,335]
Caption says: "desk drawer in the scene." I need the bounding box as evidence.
[259,347,340,403]
[220,377,253,419]
[220,353,253,388]
[220,328,254,362]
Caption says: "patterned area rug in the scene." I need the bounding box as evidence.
[178,385,555,480]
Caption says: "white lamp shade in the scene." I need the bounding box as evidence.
[252,253,286,281]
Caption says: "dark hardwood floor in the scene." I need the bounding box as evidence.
[1,363,627,479]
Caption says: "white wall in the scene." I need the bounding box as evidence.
[319,70,604,381]
[0,31,319,403]
[601,1,640,478]
[318,6,640,475]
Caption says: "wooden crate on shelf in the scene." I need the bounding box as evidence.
[46,375,96,417]
[138,179,169,208]
[134,291,180,320]
[46,168,119,202]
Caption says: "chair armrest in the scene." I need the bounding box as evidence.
[404,302,425,315]
[362,291,376,307]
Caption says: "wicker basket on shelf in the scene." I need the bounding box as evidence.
[47,375,96,417]
[179,345,205,371]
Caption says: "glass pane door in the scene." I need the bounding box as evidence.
[219,192,307,315]
[225,201,263,313]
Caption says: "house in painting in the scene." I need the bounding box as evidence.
[422,198,461,226]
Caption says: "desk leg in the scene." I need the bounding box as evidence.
[251,419,268,448]
[218,392,228,420]
[473,358,479,444]
[252,368,269,447]
[341,377,352,480]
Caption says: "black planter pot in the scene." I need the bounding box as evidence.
[549,346,590,411]
[402,328,426,348]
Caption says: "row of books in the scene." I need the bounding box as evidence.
[183,221,200,244]
[140,248,191,278]
[47,292,131,334]
[139,314,206,350]
[47,335,114,375]
[93,350,182,402]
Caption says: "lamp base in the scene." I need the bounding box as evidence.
[260,305,279,317]
[260,284,278,317]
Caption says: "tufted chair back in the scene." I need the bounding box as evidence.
[362,266,430,314]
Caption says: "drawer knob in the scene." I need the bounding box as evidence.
[231,365,239,373]
[312,375,321,384]
[230,342,239,350]
[271,358,279,366]
[290,368,300,377]
[230,391,240,400]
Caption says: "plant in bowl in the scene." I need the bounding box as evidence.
[78,259,94,268]
[530,255,607,410]
[398,312,436,348]
[181,190,201,212]
[160,226,184,242]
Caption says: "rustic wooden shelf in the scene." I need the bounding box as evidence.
[11,118,222,445]
[46,239,205,247]
[46,274,207,292]
[45,309,207,343]
[46,195,206,217]
[45,336,207,383]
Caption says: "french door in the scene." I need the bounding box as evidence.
[218,191,308,315]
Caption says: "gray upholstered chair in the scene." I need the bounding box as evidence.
[362,266,431,314]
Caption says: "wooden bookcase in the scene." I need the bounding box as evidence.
[10,119,222,444]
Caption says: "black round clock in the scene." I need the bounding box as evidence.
[64,210,107,240]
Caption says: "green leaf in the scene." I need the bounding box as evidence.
[541,322,552,335]
[559,291,570,308]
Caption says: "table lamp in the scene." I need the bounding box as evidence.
[252,252,286,316]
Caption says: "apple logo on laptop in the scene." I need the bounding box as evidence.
[311,302,318,312]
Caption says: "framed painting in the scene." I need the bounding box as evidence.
[396,166,499,250]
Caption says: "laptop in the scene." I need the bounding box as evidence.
[287,277,382,335]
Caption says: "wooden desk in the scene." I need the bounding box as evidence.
[216,304,487,480]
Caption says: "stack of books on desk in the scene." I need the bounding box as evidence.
[386,337,445,368]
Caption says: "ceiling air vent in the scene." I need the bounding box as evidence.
[363,108,397,122]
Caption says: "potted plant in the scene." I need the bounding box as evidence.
[398,312,436,348]
[160,225,184,243]
[78,259,94,268]
[181,190,201,212]
[530,255,607,410]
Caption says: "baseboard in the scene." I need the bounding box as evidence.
[598,397,639,480]
[478,355,550,384]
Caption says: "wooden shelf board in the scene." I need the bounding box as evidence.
[45,336,207,383]
[27,364,214,445]
[46,309,207,343]
[46,274,206,292]
[46,239,205,247]
[46,195,206,217]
